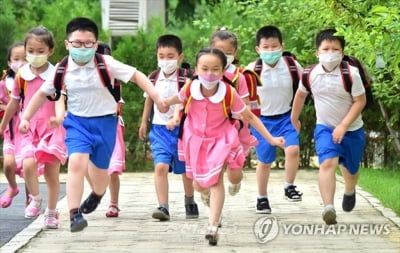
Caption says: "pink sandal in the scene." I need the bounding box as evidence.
[0,187,20,208]
[105,204,120,218]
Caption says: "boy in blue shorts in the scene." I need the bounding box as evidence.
[139,34,198,221]
[291,28,366,225]
[246,26,303,214]
[19,17,167,232]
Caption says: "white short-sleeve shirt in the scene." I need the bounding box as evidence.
[247,57,303,116]
[144,70,180,125]
[298,63,365,130]
[40,55,136,117]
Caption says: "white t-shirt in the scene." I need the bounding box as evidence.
[298,64,365,130]
[144,70,180,125]
[247,57,303,116]
[40,55,136,117]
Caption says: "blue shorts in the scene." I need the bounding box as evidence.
[314,124,365,175]
[149,124,185,174]
[250,112,299,164]
[63,113,117,169]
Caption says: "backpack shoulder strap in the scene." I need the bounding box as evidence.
[15,73,27,109]
[340,60,353,93]
[177,67,193,90]
[254,58,263,76]
[149,69,161,85]
[301,64,317,93]
[94,53,120,102]
[222,82,234,118]
[48,56,69,101]
[282,55,300,105]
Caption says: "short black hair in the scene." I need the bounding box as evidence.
[66,17,98,40]
[156,34,182,54]
[315,28,345,50]
[256,25,282,46]
[195,47,227,69]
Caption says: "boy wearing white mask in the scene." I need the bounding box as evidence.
[291,28,366,225]
[246,26,303,214]
[139,34,198,221]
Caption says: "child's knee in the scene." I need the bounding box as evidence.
[227,169,243,184]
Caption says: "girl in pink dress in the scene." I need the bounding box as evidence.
[0,26,67,229]
[165,48,284,246]
[0,42,27,208]
[209,28,259,196]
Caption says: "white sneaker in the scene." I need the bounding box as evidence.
[228,182,241,196]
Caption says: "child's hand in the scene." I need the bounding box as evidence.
[138,122,148,141]
[48,116,63,128]
[166,116,180,130]
[272,137,285,148]
[19,119,30,133]
[332,124,347,144]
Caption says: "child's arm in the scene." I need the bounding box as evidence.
[166,103,182,130]
[49,95,66,128]
[0,98,19,133]
[138,96,153,141]
[290,90,308,132]
[332,93,366,144]
[130,71,168,113]
[19,90,48,133]
[164,94,181,106]
[239,108,285,148]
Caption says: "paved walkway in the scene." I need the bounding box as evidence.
[1,170,399,253]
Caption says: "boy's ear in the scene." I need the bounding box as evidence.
[64,40,69,50]
[255,46,260,54]
[178,53,184,63]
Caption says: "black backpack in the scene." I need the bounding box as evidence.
[302,55,373,109]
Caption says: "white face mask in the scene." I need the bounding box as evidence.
[225,54,235,68]
[26,54,48,68]
[158,59,178,75]
[318,53,342,71]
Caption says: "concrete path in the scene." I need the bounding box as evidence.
[1,170,399,253]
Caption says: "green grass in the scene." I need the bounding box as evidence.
[339,167,400,216]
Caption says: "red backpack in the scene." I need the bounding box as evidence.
[301,55,373,110]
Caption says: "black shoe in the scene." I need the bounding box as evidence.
[152,206,170,221]
[256,197,271,214]
[185,203,199,219]
[70,210,88,232]
[284,185,303,201]
[80,191,104,214]
[342,191,356,212]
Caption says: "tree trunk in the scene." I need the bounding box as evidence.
[378,99,400,155]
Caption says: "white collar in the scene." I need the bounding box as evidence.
[314,63,341,75]
[190,79,227,103]
[157,69,178,82]
[67,55,96,71]
[262,57,286,70]
[19,63,55,81]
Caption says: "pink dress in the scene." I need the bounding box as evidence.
[12,64,67,168]
[225,66,258,156]
[108,108,126,175]
[178,79,247,188]
[0,76,24,176]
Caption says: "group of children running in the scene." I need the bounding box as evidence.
[0,17,366,246]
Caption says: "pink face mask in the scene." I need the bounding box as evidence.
[198,74,220,90]
[10,61,26,73]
